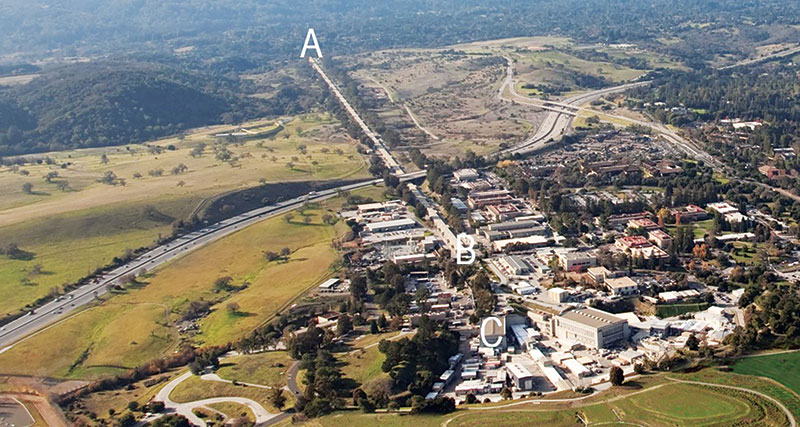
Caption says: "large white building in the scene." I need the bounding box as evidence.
[365,217,417,233]
[554,307,629,349]
[605,276,639,296]
[558,251,597,272]
[506,362,535,391]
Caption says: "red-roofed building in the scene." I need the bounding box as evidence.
[615,236,650,250]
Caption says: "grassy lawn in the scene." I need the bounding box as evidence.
[216,351,293,387]
[656,302,710,318]
[170,374,273,408]
[519,50,645,84]
[670,366,800,417]
[0,196,195,317]
[0,302,177,378]
[339,345,388,388]
[0,187,383,379]
[733,351,800,395]
[336,331,408,388]
[0,113,369,317]
[730,242,759,265]
[614,383,750,424]
[206,402,255,422]
[79,370,181,425]
[304,380,782,427]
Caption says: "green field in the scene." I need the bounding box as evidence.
[297,380,789,427]
[206,402,255,423]
[0,114,369,318]
[216,351,294,388]
[733,351,800,395]
[656,302,710,318]
[170,374,278,410]
[671,366,800,418]
[0,187,386,379]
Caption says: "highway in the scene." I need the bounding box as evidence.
[493,56,721,165]
[0,171,425,352]
[719,44,800,70]
[496,56,650,156]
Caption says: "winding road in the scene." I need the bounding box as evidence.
[139,371,278,427]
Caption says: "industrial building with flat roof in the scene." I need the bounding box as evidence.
[558,251,597,272]
[365,217,417,233]
[554,307,629,349]
[605,276,639,296]
[505,362,535,391]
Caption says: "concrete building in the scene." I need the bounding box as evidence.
[548,287,569,304]
[587,266,619,285]
[506,362,535,391]
[554,307,629,349]
[453,168,479,182]
[318,278,342,293]
[558,251,597,272]
[365,217,417,233]
[648,229,673,249]
[605,276,639,296]
[497,255,532,276]
[468,190,513,208]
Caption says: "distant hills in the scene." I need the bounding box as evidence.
[0,63,281,156]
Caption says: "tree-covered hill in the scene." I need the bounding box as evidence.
[0,63,284,155]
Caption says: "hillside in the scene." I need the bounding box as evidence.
[1,1,798,65]
[0,63,281,155]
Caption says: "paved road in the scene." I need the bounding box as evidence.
[497,56,649,155]
[139,371,278,427]
[0,172,425,353]
[719,45,800,70]
[285,361,302,398]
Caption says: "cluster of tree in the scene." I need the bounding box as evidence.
[57,345,229,406]
[297,349,346,417]
[468,271,496,321]
[371,262,414,318]
[3,0,796,68]
[378,316,459,397]
[0,62,311,156]
[235,303,335,354]
[728,280,800,350]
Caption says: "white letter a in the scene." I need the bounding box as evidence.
[300,28,323,58]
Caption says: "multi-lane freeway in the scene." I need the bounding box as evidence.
[497,56,650,156]
[0,172,425,352]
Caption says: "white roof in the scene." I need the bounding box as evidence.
[506,362,534,378]
[319,278,341,289]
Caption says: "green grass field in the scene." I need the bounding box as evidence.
[216,351,294,388]
[297,380,788,427]
[206,402,255,423]
[169,375,275,409]
[671,366,800,418]
[0,187,385,379]
[656,302,710,318]
[0,113,369,318]
[733,351,800,395]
